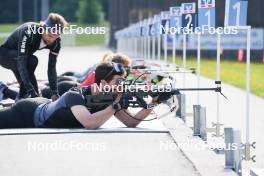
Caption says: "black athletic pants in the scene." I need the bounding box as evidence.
[60,71,75,77]
[41,81,78,99]
[3,81,78,100]
[0,97,49,128]
[0,46,39,98]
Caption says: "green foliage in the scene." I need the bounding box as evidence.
[51,0,79,22]
[0,0,18,23]
[76,0,102,24]
[0,0,105,23]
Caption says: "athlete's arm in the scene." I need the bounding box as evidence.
[48,39,61,96]
[70,91,121,129]
[17,29,38,96]
[71,105,115,129]
[114,108,152,127]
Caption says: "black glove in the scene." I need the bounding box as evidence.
[136,95,148,109]
[119,94,129,109]
[26,89,39,98]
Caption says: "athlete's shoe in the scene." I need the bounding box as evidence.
[0,81,7,101]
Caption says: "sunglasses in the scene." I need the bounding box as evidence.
[102,62,125,81]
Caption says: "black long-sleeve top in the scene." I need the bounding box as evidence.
[2,22,60,95]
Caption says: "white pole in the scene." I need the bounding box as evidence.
[138,37,140,59]
[172,34,176,66]
[158,35,161,61]
[246,27,251,144]
[141,36,144,58]
[197,33,201,105]
[144,36,147,60]
[152,36,155,60]
[216,30,221,137]
[145,36,147,60]
[183,34,187,88]
[129,38,132,57]
[138,37,140,58]
[164,34,168,63]
[148,35,151,60]
[134,37,137,59]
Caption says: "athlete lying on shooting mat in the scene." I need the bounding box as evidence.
[0,52,165,102]
[0,62,172,129]
[0,52,132,101]
[60,51,114,82]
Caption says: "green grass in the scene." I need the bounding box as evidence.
[72,22,107,46]
[0,24,19,32]
[75,33,105,46]
[168,56,264,98]
[0,38,5,45]
[0,22,108,46]
[0,24,19,45]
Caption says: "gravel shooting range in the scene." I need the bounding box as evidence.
[0,0,264,175]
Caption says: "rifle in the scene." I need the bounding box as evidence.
[84,81,226,110]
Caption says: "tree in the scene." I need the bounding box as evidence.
[0,0,18,23]
[76,0,102,24]
[51,0,79,22]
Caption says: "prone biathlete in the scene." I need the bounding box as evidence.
[0,52,163,102]
[0,53,132,101]
[60,52,114,83]
[0,62,170,129]
[0,13,67,101]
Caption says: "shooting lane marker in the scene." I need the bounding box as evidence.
[243,26,256,163]
[161,11,170,64]
[158,34,161,61]
[147,18,152,60]
[212,28,224,138]
[140,21,144,59]
[143,19,147,60]
[172,32,176,66]
[223,0,255,172]
[170,6,182,67]
[183,33,186,88]
[198,0,223,138]
[197,32,201,105]
[134,37,137,59]
[181,2,197,88]
[152,35,155,61]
